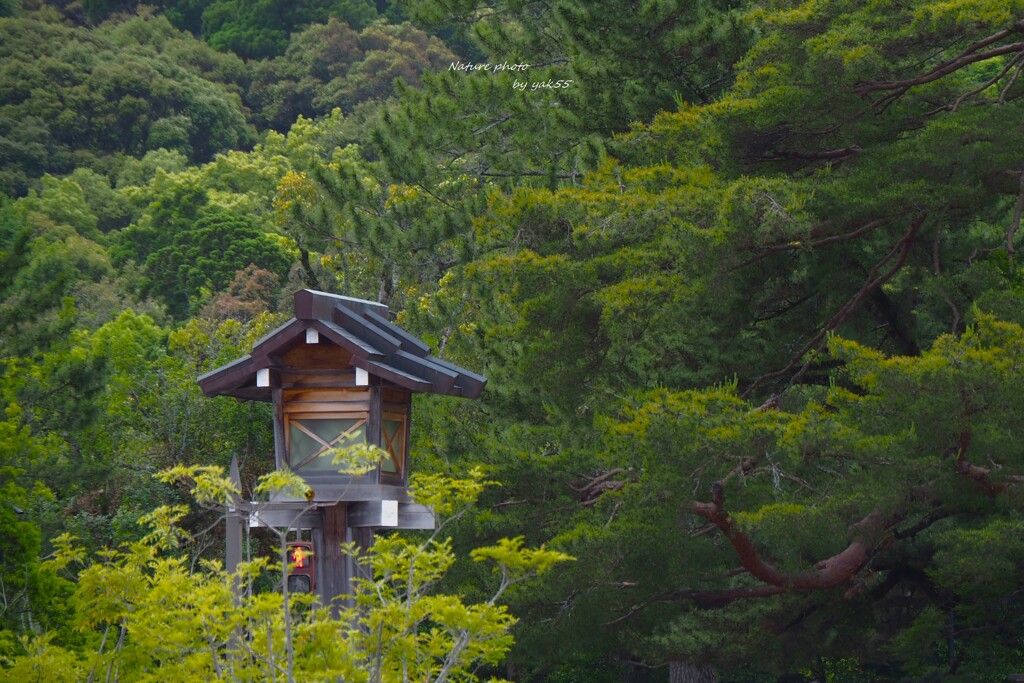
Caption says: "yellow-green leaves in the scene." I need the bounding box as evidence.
[252,469,309,500]
[329,439,388,476]
[471,536,574,584]
[411,466,492,519]
[4,462,566,682]
[155,465,239,506]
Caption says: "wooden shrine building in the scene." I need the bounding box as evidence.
[198,289,486,606]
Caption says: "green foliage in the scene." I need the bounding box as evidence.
[0,465,570,683]
[409,19,1024,678]
[0,12,254,195]
[201,0,379,59]
[0,412,71,640]
[142,207,291,318]
[248,19,459,131]
[2,0,1024,679]
[115,174,293,319]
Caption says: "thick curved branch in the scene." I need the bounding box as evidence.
[611,426,1024,624]
[606,485,891,624]
[691,483,890,592]
[570,468,631,506]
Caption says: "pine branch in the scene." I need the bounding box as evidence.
[953,428,1024,494]
[737,217,890,268]
[690,483,891,592]
[758,145,863,163]
[854,22,1024,110]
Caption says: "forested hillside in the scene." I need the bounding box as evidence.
[2,0,1024,680]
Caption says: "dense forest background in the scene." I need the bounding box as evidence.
[3,0,1024,680]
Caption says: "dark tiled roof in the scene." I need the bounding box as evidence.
[198,289,486,400]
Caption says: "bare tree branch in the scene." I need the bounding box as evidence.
[737,218,890,268]
[744,213,926,397]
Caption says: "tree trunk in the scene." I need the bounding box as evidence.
[669,661,717,683]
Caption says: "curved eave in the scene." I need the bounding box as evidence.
[197,354,268,400]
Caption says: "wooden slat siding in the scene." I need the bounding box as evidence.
[282,342,352,369]
[281,375,353,387]
[285,388,371,403]
[282,380,360,390]
[280,367,358,377]
[282,374,355,388]
[283,392,371,414]
[286,405,370,416]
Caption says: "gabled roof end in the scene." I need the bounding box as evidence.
[294,289,388,321]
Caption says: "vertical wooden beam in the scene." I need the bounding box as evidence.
[368,384,382,447]
[402,391,412,486]
[311,524,325,604]
[272,387,285,471]
[368,383,382,485]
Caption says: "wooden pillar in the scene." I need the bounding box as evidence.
[272,387,285,472]
[319,503,358,616]
[311,523,326,601]
[350,526,374,582]
[368,385,382,446]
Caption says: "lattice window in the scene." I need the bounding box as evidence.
[287,414,366,472]
[381,414,406,475]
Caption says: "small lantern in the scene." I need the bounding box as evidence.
[199,290,486,606]
[287,540,316,593]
